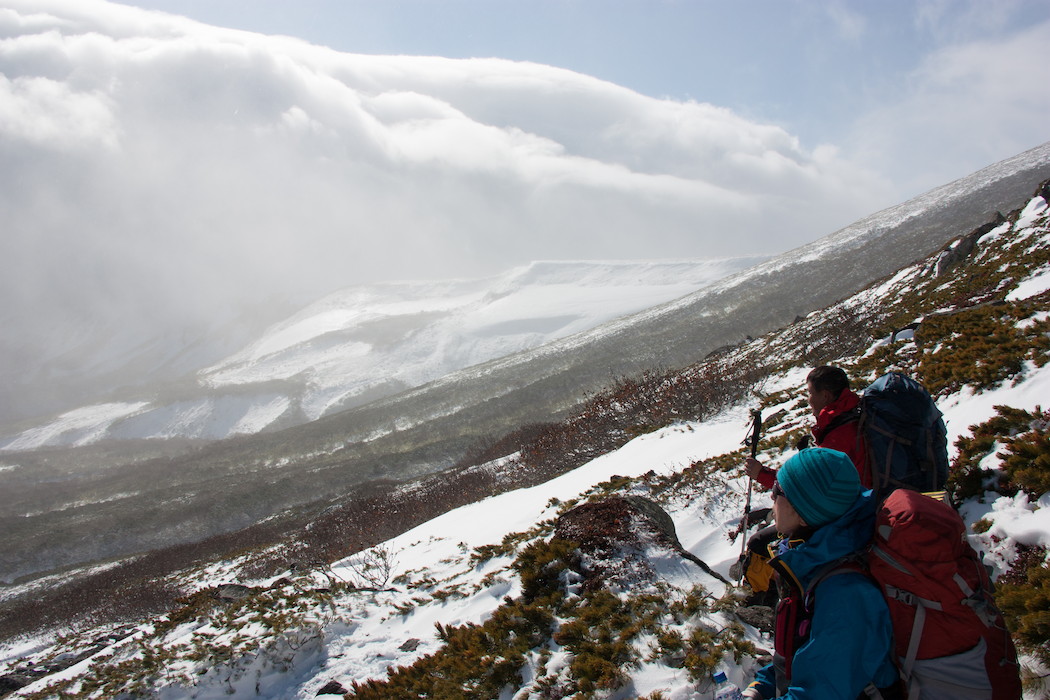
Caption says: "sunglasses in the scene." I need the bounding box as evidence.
[771,481,786,500]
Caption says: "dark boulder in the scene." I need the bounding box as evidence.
[316,679,347,696]
[735,604,774,633]
[0,674,34,692]
[935,212,1006,277]
[1037,178,1050,203]
[553,496,727,591]
[213,583,255,601]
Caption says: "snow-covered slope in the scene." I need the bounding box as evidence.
[0,258,761,451]
[275,365,1050,699]
[2,187,1048,699]
[5,348,1049,698]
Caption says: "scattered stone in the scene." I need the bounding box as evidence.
[664,649,688,668]
[1037,178,1050,202]
[889,322,921,342]
[935,213,1005,277]
[46,646,104,673]
[93,626,135,646]
[316,679,347,696]
[399,638,421,652]
[0,674,33,692]
[213,583,254,601]
[735,604,775,634]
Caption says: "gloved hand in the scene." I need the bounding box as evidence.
[745,506,772,527]
[741,687,763,700]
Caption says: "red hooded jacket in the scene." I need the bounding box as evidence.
[756,389,869,489]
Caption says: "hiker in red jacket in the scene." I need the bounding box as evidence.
[737,366,867,602]
[746,365,868,488]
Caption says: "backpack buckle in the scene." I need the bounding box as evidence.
[886,585,917,606]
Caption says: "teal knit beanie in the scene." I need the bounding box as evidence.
[777,448,861,527]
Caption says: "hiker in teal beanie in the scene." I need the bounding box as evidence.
[742,448,901,700]
[775,447,861,528]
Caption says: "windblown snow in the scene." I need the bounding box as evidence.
[0,258,762,452]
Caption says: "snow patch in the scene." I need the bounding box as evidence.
[1014,196,1048,231]
[1006,264,1050,301]
[1,402,150,451]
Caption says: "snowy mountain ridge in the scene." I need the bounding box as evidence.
[0,145,1047,596]
[198,258,762,411]
[0,258,762,452]
[341,140,1050,417]
[1,182,1047,699]
[4,142,1048,456]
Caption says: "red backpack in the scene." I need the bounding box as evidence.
[867,489,1022,700]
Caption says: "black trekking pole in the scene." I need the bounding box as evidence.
[734,408,762,583]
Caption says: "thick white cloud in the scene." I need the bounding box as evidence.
[0,0,905,421]
[0,73,118,149]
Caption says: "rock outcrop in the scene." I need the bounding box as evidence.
[553,496,727,591]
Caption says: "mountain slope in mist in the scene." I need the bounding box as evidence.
[0,144,1046,589]
[0,259,761,451]
[302,141,1050,444]
[3,178,1048,700]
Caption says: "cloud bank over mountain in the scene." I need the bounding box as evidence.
[0,2,889,304]
[3,0,1047,424]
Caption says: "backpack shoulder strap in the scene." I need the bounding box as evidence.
[824,405,862,434]
[802,554,870,605]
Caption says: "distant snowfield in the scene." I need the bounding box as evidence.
[1,402,149,452]
[200,259,762,398]
[0,258,764,452]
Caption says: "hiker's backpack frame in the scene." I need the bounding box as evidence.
[857,373,950,497]
[869,489,1021,700]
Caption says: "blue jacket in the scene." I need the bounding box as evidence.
[749,491,898,699]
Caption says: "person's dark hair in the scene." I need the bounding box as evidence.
[807,365,850,397]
